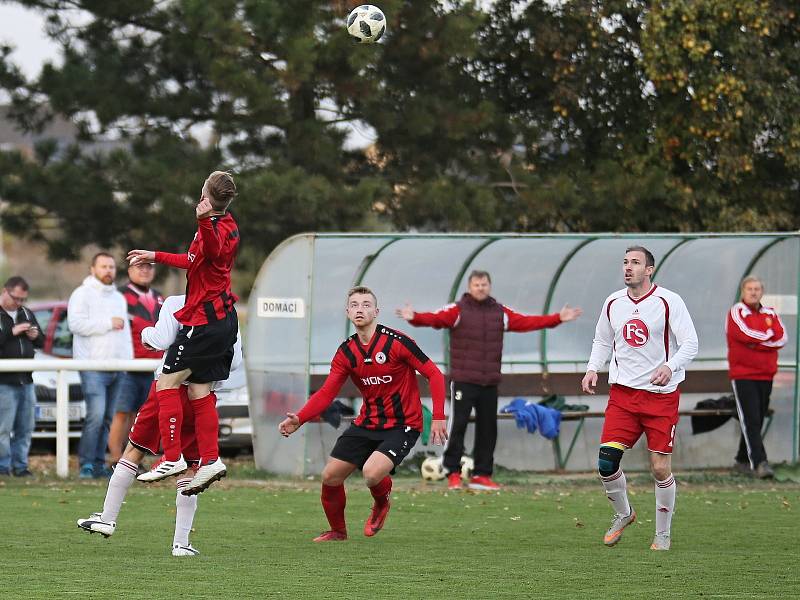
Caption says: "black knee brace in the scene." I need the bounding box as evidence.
[598,445,624,477]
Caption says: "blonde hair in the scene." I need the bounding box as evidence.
[740,275,764,299]
[205,171,237,210]
[346,286,377,307]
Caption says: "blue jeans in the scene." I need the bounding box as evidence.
[114,372,154,414]
[78,371,123,468]
[0,383,35,473]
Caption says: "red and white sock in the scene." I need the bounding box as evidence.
[157,388,183,462]
[191,393,219,466]
[321,483,347,534]
[174,477,198,547]
[101,458,138,523]
[655,474,676,535]
[600,469,631,517]
[368,476,392,506]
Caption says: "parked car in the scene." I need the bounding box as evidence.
[26,301,252,451]
[215,359,253,455]
[28,301,85,439]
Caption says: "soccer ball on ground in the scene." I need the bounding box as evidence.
[460,455,474,479]
[420,455,474,481]
[421,456,445,481]
[347,5,386,43]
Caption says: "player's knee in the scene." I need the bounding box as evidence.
[122,444,144,464]
[598,445,624,477]
[362,465,385,488]
[321,467,345,487]
[651,464,671,481]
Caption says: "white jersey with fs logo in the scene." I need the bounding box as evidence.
[587,285,699,393]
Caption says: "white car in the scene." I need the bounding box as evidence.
[29,301,86,440]
[215,360,252,454]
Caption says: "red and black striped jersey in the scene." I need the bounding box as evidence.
[119,283,164,359]
[297,324,446,431]
[155,212,239,326]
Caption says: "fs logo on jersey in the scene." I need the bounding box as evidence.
[375,351,386,364]
[623,318,649,347]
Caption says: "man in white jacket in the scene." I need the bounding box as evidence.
[68,252,133,479]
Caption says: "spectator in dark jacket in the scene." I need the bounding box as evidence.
[396,270,582,490]
[0,276,43,476]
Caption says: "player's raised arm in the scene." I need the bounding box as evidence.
[401,303,460,330]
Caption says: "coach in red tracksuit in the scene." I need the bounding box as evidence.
[726,276,787,478]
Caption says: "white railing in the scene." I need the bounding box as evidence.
[0,359,160,478]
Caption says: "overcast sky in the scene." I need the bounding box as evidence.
[0,4,60,78]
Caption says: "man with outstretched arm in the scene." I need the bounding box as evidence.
[279,286,447,542]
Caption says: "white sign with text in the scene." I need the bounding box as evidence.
[257,297,306,319]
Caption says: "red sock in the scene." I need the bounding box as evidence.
[321,484,347,533]
[157,388,183,462]
[369,476,392,506]
[191,393,219,465]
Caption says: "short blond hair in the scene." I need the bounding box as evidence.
[346,286,377,307]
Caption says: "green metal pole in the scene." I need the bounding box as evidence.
[652,238,692,280]
[732,237,786,304]
[793,237,800,463]
[303,235,316,476]
[540,238,595,375]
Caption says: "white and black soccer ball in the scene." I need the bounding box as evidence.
[420,456,445,481]
[346,4,386,43]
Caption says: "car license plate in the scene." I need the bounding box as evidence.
[35,405,83,421]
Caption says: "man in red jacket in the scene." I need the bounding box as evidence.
[396,270,582,491]
[127,171,239,495]
[726,275,787,479]
[280,287,447,542]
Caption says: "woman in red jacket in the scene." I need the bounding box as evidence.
[726,276,787,478]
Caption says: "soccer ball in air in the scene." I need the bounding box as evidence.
[420,456,445,481]
[347,5,386,43]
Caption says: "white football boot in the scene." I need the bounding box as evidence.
[172,543,200,557]
[77,512,116,538]
[137,456,188,483]
[181,458,226,496]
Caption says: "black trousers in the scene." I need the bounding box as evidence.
[443,382,498,477]
[732,379,773,467]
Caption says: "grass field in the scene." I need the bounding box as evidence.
[1,464,798,599]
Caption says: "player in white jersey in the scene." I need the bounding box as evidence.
[76,295,243,556]
[581,246,698,551]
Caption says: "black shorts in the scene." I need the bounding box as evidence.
[162,309,238,384]
[330,424,420,471]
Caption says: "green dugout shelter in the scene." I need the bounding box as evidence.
[245,233,799,475]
